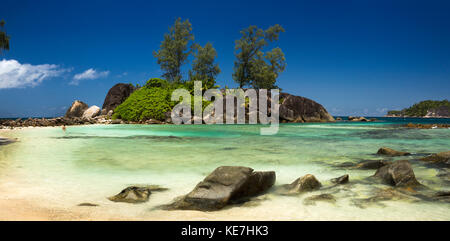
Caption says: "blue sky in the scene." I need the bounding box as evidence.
[0,0,449,117]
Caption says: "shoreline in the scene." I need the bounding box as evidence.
[1,121,449,221]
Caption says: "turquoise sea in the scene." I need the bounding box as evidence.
[0,118,449,220]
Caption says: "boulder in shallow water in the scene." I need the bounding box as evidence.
[377,147,410,156]
[108,186,152,203]
[167,166,275,211]
[373,160,420,187]
[420,151,450,167]
[330,174,349,184]
[65,100,89,118]
[286,174,322,193]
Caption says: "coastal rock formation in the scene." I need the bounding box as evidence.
[108,186,152,203]
[65,100,89,118]
[404,123,450,129]
[373,160,420,187]
[279,93,335,123]
[82,105,101,119]
[377,147,410,156]
[285,174,322,193]
[167,166,275,211]
[348,116,368,122]
[330,174,349,184]
[425,106,450,118]
[102,83,135,114]
[420,151,450,167]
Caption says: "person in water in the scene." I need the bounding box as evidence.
[62,125,66,132]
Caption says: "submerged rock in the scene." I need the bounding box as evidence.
[108,186,152,203]
[352,188,417,208]
[330,174,349,184]
[77,203,99,207]
[166,166,275,211]
[373,160,420,187]
[0,137,16,146]
[404,123,450,129]
[377,147,410,156]
[65,100,89,118]
[420,151,450,167]
[303,193,336,205]
[285,174,322,193]
[356,160,389,170]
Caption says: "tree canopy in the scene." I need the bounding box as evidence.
[233,24,286,89]
[153,18,194,83]
[0,20,10,54]
[189,42,221,89]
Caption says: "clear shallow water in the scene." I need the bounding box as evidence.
[0,120,449,220]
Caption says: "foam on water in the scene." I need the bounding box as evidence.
[0,122,449,220]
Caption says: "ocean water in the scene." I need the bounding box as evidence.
[0,119,449,220]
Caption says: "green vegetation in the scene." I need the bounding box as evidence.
[386,110,403,116]
[233,25,286,89]
[113,78,176,121]
[387,100,450,117]
[114,20,287,121]
[189,42,221,89]
[0,20,10,53]
[153,18,194,83]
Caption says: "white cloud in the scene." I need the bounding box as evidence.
[0,59,68,89]
[71,68,109,85]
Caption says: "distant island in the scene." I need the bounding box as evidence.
[386,100,450,118]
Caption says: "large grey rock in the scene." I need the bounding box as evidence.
[377,147,410,156]
[82,105,101,119]
[65,100,89,118]
[279,93,335,123]
[373,160,420,187]
[102,83,135,113]
[167,166,275,211]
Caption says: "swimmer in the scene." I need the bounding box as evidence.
[62,125,66,132]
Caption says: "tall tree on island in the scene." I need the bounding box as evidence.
[0,20,10,54]
[153,18,194,83]
[233,25,286,89]
[189,42,221,89]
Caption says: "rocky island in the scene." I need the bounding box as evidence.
[386,100,450,118]
[0,80,335,129]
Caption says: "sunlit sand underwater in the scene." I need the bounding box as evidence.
[0,120,449,220]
